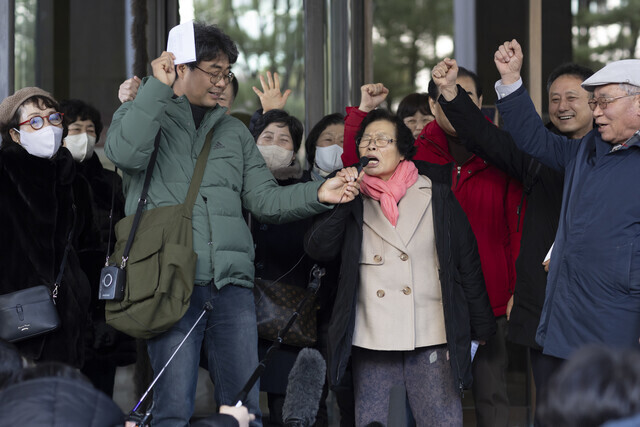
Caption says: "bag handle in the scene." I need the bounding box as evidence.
[119,128,214,267]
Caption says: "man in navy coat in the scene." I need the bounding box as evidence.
[492,39,640,364]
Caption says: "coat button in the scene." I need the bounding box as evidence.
[400,253,409,261]
[376,290,385,298]
[373,254,382,262]
[402,286,412,295]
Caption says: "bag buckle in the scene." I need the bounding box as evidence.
[52,284,59,305]
[121,256,129,269]
[16,304,24,321]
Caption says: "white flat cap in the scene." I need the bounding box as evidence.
[581,59,640,91]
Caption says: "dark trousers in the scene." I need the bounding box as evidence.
[530,347,565,427]
[472,315,510,427]
[352,345,462,427]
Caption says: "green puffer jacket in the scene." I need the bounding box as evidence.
[106,76,329,288]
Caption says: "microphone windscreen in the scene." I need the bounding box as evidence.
[387,384,407,427]
[282,348,327,427]
[356,156,370,174]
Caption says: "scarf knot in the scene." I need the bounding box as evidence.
[360,160,419,227]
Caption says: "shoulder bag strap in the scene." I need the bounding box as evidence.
[104,167,118,267]
[120,130,162,267]
[183,128,215,214]
[119,128,213,267]
[52,203,77,304]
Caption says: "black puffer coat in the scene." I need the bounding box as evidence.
[0,143,91,367]
[304,160,496,392]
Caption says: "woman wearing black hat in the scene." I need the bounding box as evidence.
[0,87,92,367]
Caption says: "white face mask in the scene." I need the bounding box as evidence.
[64,132,96,162]
[15,126,63,159]
[257,145,294,173]
[314,144,343,173]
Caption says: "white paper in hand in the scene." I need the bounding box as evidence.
[471,340,479,361]
[544,242,554,263]
[167,21,196,64]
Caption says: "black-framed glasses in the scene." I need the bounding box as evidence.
[356,136,396,148]
[18,112,64,130]
[193,65,235,84]
[587,93,640,111]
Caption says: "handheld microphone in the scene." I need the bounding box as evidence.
[282,348,327,427]
[356,156,370,175]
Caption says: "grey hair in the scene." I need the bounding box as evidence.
[618,83,640,95]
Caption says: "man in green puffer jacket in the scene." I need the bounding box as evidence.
[105,23,359,427]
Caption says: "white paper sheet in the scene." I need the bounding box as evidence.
[471,340,479,361]
[167,21,196,64]
[544,243,554,263]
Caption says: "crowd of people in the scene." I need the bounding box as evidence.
[1,20,639,427]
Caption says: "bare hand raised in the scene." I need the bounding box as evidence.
[494,39,524,85]
[432,58,459,101]
[359,83,389,113]
[252,71,291,113]
[151,51,177,87]
[118,76,141,103]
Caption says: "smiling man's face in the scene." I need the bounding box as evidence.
[548,74,593,139]
[174,54,231,108]
[592,83,640,145]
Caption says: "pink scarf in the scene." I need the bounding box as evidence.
[360,160,419,227]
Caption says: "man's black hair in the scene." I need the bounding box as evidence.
[59,99,103,143]
[546,63,595,93]
[396,93,432,121]
[428,66,482,100]
[0,339,23,389]
[354,109,417,161]
[305,113,344,166]
[251,109,303,153]
[186,23,239,70]
[538,346,640,427]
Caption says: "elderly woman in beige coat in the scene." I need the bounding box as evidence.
[305,109,496,426]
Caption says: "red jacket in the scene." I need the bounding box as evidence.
[342,107,524,316]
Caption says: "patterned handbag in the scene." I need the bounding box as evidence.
[253,278,319,347]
